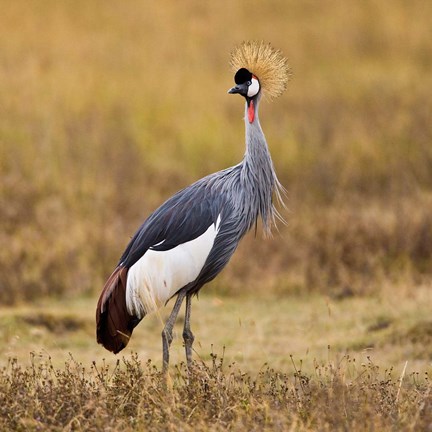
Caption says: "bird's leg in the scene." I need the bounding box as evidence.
[183,294,194,370]
[162,290,186,374]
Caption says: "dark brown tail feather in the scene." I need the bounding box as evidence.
[96,266,142,354]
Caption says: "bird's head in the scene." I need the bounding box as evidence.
[228,67,261,123]
[228,41,290,123]
[228,67,261,99]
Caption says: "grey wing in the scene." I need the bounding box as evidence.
[119,182,225,269]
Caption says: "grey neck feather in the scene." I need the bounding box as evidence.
[241,95,285,235]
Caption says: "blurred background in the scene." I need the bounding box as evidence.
[1,0,432,306]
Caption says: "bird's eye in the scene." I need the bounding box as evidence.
[247,81,252,86]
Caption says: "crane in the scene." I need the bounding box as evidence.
[96,41,289,371]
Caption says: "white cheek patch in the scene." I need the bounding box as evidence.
[247,77,260,97]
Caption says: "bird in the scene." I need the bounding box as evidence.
[96,41,289,371]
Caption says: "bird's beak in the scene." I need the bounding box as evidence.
[228,82,249,96]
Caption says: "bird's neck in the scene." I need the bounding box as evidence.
[243,97,273,174]
[244,100,269,159]
[242,98,279,234]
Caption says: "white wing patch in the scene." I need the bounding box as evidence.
[126,215,221,317]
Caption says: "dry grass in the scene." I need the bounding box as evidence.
[1,283,432,430]
[2,289,432,375]
[1,2,432,428]
[0,1,432,302]
[1,352,431,431]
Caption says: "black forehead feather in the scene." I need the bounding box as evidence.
[234,68,252,84]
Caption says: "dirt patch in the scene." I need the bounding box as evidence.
[20,313,88,334]
[367,316,393,332]
[385,321,432,359]
[390,321,432,345]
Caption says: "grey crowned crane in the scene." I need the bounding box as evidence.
[96,41,289,371]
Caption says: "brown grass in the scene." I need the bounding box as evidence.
[2,286,432,429]
[2,290,432,378]
[2,4,432,429]
[0,1,432,302]
[1,352,431,431]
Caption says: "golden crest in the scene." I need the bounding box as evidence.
[230,41,290,101]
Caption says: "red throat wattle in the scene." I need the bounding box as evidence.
[248,100,255,123]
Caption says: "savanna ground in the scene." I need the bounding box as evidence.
[1,1,432,430]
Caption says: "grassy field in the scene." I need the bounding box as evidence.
[1,291,432,430]
[2,349,431,431]
[1,0,432,302]
[1,0,432,430]
[2,289,432,374]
